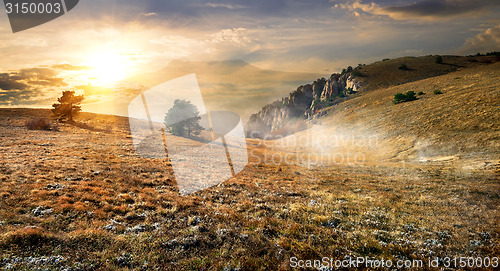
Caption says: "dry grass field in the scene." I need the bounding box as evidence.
[0,59,498,270]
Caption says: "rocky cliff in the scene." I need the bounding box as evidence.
[246,71,363,138]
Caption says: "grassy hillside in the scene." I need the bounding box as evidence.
[246,54,499,137]
[0,60,498,270]
[351,54,499,92]
[276,61,499,168]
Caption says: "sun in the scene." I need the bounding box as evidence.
[85,50,133,86]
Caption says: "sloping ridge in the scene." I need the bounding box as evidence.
[276,61,499,168]
[246,55,499,137]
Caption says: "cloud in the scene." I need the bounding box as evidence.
[335,0,500,20]
[210,28,251,46]
[0,37,48,49]
[206,3,245,9]
[0,67,69,106]
[0,67,66,88]
[0,89,44,105]
[51,64,91,71]
[459,25,500,54]
[149,35,204,58]
[0,73,29,90]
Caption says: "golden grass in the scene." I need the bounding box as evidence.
[0,61,498,269]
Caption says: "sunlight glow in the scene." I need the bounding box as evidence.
[85,50,134,86]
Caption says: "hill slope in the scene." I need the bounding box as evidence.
[0,102,498,269]
[270,61,500,170]
[246,54,499,136]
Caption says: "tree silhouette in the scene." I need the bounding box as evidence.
[52,91,84,121]
[164,99,203,137]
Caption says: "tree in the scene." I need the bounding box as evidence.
[164,99,203,137]
[52,91,84,121]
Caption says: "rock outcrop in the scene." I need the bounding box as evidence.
[246,71,363,137]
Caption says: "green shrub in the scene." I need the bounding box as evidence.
[406,91,416,99]
[398,64,409,70]
[417,91,425,95]
[434,89,443,95]
[435,56,443,63]
[341,66,353,75]
[393,93,406,103]
[393,91,417,104]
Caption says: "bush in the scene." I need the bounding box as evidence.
[405,91,416,100]
[434,89,443,95]
[25,118,58,131]
[398,64,409,70]
[393,91,417,104]
[341,66,353,75]
[417,91,425,95]
[435,56,443,63]
[393,93,406,103]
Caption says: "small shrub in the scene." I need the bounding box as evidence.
[485,51,500,56]
[398,64,409,70]
[434,89,443,95]
[26,118,58,131]
[405,91,416,101]
[435,56,443,63]
[417,91,425,95]
[393,93,406,104]
[2,227,59,249]
[393,91,417,104]
[341,66,353,75]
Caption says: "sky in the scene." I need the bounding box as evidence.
[0,0,499,118]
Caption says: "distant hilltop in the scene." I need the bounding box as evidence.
[245,53,500,138]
